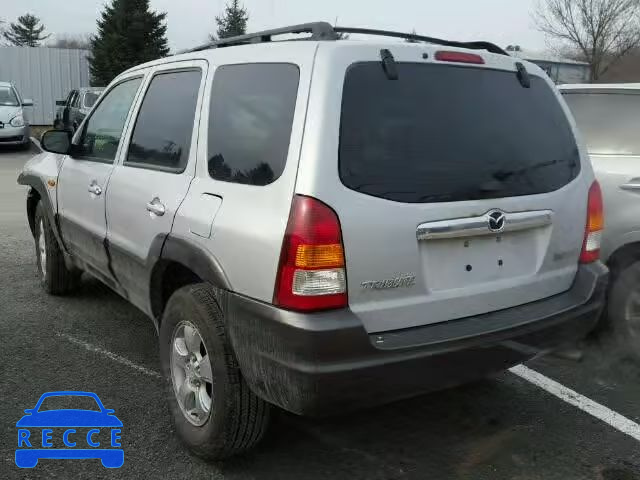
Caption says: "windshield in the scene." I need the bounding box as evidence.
[562,92,640,155]
[37,395,101,412]
[0,86,19,107]
[339,62,580,203]
[84,91,102,109]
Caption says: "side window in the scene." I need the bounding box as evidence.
[75,78,142,163]
[125,70,202,172]
[207,64,300,186]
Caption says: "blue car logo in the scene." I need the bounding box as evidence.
[15,391,123,468]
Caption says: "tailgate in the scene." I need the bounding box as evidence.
[298,44,588,333]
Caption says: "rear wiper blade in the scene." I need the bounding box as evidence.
[492,159,562,182]
[380,49,398,80]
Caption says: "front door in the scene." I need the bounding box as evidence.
[106,64,206,313]
[57,76,144,285]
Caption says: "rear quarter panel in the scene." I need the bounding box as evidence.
[171,44,318,302]
[591,154,640,262]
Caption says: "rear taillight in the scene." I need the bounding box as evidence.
[580,181,604,263]
[274,195,348,312]
[435,51,485,64]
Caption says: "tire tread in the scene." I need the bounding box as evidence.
[161,283,270,460]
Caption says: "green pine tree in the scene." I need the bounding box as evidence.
[89,0,169,86]
[2,14,50,47]
[210,0,249,40]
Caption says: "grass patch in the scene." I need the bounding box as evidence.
[30,125,53,141]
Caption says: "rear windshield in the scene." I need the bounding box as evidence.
[339,63,580,203]
[562,92,640,155]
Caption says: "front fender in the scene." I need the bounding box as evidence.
[17,152,67,251]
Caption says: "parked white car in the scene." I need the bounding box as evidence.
[0,81,32,149]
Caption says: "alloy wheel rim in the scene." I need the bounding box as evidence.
[170,321,213,426]
[38,220,46,278]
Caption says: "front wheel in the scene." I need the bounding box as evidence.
[607,261,640,355]
[159,284,270,460]
[34,203,79,295]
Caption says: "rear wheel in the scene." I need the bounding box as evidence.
[34,203,78,295]
[159,284,270,460]
[607,261,640,355]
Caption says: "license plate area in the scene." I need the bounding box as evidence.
[420,230,542,292]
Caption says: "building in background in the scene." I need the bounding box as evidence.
[506,45,590,85]
[0,47,90,125]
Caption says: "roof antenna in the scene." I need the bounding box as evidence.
[380,49,399,80]
[515,62,531,88]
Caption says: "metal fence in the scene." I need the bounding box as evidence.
[0,47,90,125]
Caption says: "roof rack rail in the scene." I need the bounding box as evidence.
[333,27,508,56]
[181,22,337,53]
[179,21,508,56]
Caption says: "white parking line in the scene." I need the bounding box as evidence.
[57,332,162,379]
[510,364,640,442]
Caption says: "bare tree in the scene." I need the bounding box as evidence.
[534,0,640,80]
[49,34,92,50]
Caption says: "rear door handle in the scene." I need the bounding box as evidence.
[146,198,166,217]
[88,182,102,196]
[620,180,640,191]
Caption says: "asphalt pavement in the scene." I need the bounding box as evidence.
[1,145,640,479]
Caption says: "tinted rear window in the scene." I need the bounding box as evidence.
[562,92,640,155]
[339,63,580,203]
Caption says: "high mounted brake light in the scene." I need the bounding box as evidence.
[435,51,485,64]
[580,181,604,264]
[274,195,348,312]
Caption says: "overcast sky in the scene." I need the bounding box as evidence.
[2,0,548,52]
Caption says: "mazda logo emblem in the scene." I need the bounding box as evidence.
[487,210,506,232]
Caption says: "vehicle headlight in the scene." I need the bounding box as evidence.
[10,114,25,127]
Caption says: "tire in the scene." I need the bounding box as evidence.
[607,260,640,355]
[34,202,78,295]
[159,284,270,460]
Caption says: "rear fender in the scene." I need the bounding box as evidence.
[147,235,232,321]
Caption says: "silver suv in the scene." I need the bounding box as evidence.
[560,83,640,349]
[19,23,607,459]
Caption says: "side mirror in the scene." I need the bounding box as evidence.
[22,99,33,107]
[41,129,72,155]
[23,409,34,414]
[104,409,115,414]
[55,100,66,106]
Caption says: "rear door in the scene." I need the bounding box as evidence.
[106,62,206,313]
[562,89,640,261]
[298,44,590,333]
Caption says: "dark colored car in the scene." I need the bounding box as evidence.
[54,87,104,132]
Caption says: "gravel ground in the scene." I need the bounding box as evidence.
[1,145,639,479]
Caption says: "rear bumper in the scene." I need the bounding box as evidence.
[228,262,608,416]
